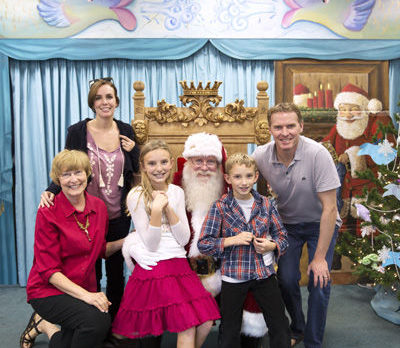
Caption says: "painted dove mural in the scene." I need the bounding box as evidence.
[0,0,137,38]
[282,0,400,39]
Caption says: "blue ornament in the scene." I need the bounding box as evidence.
[382,251,400,268]
[358,140,397,165]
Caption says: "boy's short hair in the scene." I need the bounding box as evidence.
[50,149,92,185]
[225,153,257,174]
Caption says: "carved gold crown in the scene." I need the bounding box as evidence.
[180,80,222,96]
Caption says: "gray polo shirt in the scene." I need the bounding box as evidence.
[252,136,341,225]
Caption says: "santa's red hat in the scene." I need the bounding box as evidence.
[293,83,310,107]
[334,83,382,113]
[175,133,228,193]
[182,132,223,163]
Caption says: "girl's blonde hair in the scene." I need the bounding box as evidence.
[130,139,173,213]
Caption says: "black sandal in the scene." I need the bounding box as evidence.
[19,312,43,348]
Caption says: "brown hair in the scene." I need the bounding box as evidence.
[87,79,120,112]
[130,140,173,213]
[225,152,257,175]
[267,102,303,125]
[50,149,91,185]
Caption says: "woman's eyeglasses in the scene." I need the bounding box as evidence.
[89,77,114,88]
[59,170,86,180]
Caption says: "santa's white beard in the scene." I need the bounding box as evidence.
[182,164,224,258]
[336,114,369,140]
[182,164,224,213]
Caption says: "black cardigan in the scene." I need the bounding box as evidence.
[47,118,140,219]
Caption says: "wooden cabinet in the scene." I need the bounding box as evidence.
[275,59,389,141]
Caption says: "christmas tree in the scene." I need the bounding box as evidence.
[336,112,400,301]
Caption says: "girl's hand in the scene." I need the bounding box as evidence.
[253,238,276,254]
[152,191,168,211]
[120,135,135,152]
[82,291,111,313]
[39,191,55,208]
[151,190,163,200]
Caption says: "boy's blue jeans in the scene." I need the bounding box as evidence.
[277,222,338,348]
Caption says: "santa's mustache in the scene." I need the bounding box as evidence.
[337,115,366,121]
[196,170,215,176]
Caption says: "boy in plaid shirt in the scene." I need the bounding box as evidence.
[198,153,290,348]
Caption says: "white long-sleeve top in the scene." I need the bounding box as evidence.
[123,184,190,271]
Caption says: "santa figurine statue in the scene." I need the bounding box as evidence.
[173,132,267,348]
[293,83,310,108]
[323,83,394,241]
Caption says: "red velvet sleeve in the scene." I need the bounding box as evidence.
[34,208,63,284]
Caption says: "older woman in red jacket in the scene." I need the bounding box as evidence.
[20,150,124,348]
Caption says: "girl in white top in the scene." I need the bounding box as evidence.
[112,140,220,348]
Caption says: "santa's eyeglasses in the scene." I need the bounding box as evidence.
[189,157,218,169]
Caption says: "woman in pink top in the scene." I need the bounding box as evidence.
[20,150,124,348]
[39,78,140,319]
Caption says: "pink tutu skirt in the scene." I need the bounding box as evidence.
[112,258,220,339]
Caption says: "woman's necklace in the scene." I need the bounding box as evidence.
[73,213,92,242]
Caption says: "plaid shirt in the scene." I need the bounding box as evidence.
[198,189,288,281]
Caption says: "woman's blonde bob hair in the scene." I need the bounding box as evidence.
[50,149,92,185]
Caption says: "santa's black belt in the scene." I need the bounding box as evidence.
[189,256,219,275]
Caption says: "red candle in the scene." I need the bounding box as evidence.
[307,93,313,108]
[325,83,333,108]
[313,91,318,109]
[318,84,325,108]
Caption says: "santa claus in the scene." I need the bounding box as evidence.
[173,132,267,347]
[323,83,394,237]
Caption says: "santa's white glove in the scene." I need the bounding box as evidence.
[122,232,158,271]
[129,245,158,271]
[345,146,366,178]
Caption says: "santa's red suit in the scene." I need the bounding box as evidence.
[173,156,267,338]
[323,111,393,235]
[323,83,396,235]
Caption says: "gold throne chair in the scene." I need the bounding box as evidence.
[131,80,271,164]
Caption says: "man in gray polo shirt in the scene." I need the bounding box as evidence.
[252,103,341,348]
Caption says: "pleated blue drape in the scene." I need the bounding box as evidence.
[0,53,17,284]
[11,43,274,285]
[389,59,400,121]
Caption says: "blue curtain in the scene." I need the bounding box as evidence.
[389,59,400,126]
[11,43,274,285]
[0,54,17,284]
